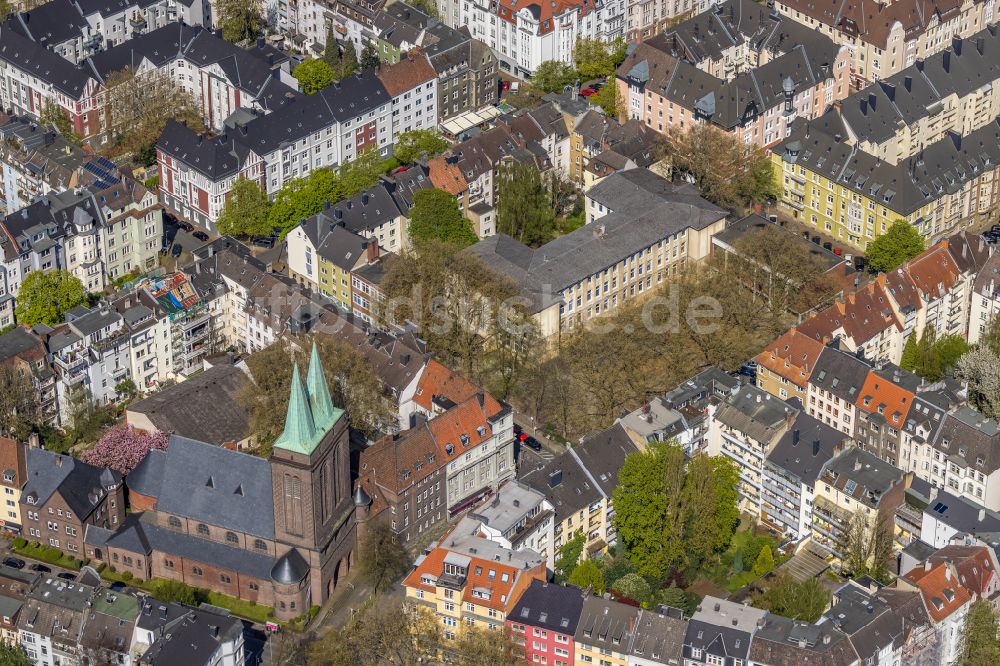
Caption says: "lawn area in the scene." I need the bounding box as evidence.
[10,539,84,570]
[694,523,785,594]
[98,569,274,624]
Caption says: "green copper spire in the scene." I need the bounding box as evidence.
[306,341,336,427]
[273,363,318,455]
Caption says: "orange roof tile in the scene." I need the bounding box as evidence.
[427,393,503,464]
[404,546,529,612]
[414,359,482,411]
[428,156,467,195]
[755,328,825,389]
[926,545,996,599]
[495,0,598,33]
[904,561,972,622]
[903,241,961,301]
[855,370,914,428]
[375,51,437,97]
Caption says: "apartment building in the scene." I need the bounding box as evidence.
[760,411,848,540]
[157,70,393,229]
[0,438,26,534]
[840,26,1000,165]
[574,595,639,666]
[755,328,826,403]
[684,597,765,666]
[0,116,88,216]
[20,447,125,558]
[507,579,583,666]
[899,558,972,665]
[707,384,795,511]
[404,545,546,639]
[467,481,555,568]
[774,112,1000,250]
[969,252,1000,343]
[441,0,625,77]
[775,0,996,88]
[465,168,727,339]
[810,446,907,563]
[617,0,851,148]
[0,326,59,426]
[287,220,385,311]
[375,2,499,121]
[375,51,439,137]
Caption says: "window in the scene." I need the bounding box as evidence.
[197,523,209,535]
[225,531,239,544]
[220,574,232,584]
[164,559,174,568]
[192,566,203,576]
[254,539,267,551]
[168,516,181,528]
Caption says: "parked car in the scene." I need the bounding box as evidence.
[2,557,25,569]
[178,220,194,232]
[521,436,543,452]
[171,243,183,258]
[253,236,275,248]
[29,563,51,573]
[192,230,209,242]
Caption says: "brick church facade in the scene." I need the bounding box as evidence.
[84,343,358,621]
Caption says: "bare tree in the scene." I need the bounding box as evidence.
[101,66,204,155]
[0,362,40,436]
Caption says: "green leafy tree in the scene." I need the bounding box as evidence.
[393,129,449,164]
[752,575,829,622]
[360,41,382,70]
[936,334,969,374]
[217,176,272,239]
[452,626,527,666]
[0,641,31,666]
[408,188,478,248]
[611,573,651,604]
[575,37,615,79]
[611,440,687,579]
[752,544,774,576]
[732,549,744,574]
[531,61,578,93]
[980,315,1000,357]
[568,559,605,595]
[339,41,359,79]
[866,220,924,272]
[293,59,335,94]
[324,31,342,71]
[592,82,621,118]
[657,584,692,614]
[337,148,384,197]
[554,533,585,580]
[915,325,941,381]
[405,0,438,16]
[682,454,740,568]
[217,0,263,44]
[15,270,86,327]
[496,162,555,246]
[900,333,918,373]
[267,169,342,234]
[960,600,1000,666]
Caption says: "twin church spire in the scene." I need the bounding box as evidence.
[273,342,344,456]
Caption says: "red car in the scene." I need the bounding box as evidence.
[581,87,597,97]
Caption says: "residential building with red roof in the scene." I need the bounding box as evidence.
[924,544,1000,604]
[404,544,546,640]
[357,376,515,541]
[900,558,973,664]
[854,367,916,467]
[375,50,439,138]
[755,328,826,403]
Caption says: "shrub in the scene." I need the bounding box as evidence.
[12,537,26,549]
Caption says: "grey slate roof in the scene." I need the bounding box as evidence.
[464,169,725,309]
[575,596,639,650]
[809,345,870,404]
[270,548,310,584]
[841,24,1000,146]
[510,580,584,635]
[933,406,1000,474]
[105,513,275,579]
[776,112,1000,217]
[5,0,87,47]
[125,435,275,539]
[629,607,687,664]
[713,384,795,444]
[767,411,848,482]
[22,448,120,520]
[126,364,250,447]
[140,604,244,666]
[0,24,93,98]
[518,451,601,522]
[749,614,857,666]
[569,423,639,498]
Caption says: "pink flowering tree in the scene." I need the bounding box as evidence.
[81,424,168,475]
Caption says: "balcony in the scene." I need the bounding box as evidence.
[813,496,851,527]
